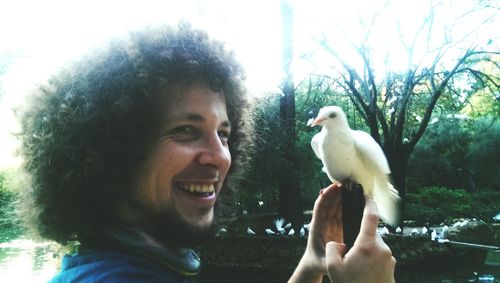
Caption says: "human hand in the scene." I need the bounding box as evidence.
[288,184,343,283]
[305,183,344,273]
[325,198,396,283]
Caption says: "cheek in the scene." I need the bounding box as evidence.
[152,146,194,192]
[163,143,196,164]
[160,150,193,181]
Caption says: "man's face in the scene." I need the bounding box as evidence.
[122,84,232,246]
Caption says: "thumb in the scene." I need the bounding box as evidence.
[325,241,345,273]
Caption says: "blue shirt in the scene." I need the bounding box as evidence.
[49,250,195,283]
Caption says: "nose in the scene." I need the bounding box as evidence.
[197,133,231,169]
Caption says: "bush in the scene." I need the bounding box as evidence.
[408,116,500,192]
[404,186,500,225]
[470,191,500,222]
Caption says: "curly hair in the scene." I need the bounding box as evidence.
[18,23,254,244]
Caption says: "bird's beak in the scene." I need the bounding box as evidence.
[309,117,325,127]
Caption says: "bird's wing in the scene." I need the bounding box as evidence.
[311,132,321,159]
[351,130,391,173]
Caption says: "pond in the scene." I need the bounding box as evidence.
[0,237,498,282]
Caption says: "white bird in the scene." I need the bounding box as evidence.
[310,106,400,226]
[395,226,402,234]
[300,227,306,237]
[380,226,390,235]
[288,228,295,236]
[422,226,429,234]
[440,225,449,238]
[265,228,275,235]
[247,227,256,235]
[431,230,438,241]
[274,218,286,234]
[494,213,500,222]
[459,219,469,227]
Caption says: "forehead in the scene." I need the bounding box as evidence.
[163,84,228,120]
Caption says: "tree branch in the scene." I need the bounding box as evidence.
[410,49,474,149]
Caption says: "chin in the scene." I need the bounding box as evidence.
[148,208,216,248]
[186,212,214,229]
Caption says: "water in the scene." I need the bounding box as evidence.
[0,238,498,282]
[0,239,60,282]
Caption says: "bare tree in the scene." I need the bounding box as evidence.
[314,2,499,203]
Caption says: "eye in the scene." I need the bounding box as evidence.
[329,113,337,118]
[169,125,199,141]
[218,130,230,145]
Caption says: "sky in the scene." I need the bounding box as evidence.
[0,0,498,169]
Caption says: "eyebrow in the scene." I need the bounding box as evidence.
[169,113,231,128]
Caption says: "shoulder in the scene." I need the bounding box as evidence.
[49,251,194,283]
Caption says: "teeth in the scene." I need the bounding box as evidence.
[180,183,215,194]
[202,184,209,192]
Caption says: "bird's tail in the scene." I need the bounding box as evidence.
[373,173,401,227]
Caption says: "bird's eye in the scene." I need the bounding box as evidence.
[329,113,337,118]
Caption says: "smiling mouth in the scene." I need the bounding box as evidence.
[177,182,216,197]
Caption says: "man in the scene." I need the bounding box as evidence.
[19,23,395,282]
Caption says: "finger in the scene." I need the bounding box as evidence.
[391,256,397,267]
[325,241,345,271]
[314,183,342,210]
[358,198,380,238]
[320,183,342,199]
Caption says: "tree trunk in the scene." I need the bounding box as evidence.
[386,148,410,227]
[277,0,303,230]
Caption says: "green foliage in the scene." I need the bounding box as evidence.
[0,170,24,242]
[405,186,500,225]
[466,116,500,191]
[407,115,500,192]
[462,90,500,119]
[234,94,283,214]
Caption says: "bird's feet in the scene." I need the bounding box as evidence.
[340,180,357,191]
